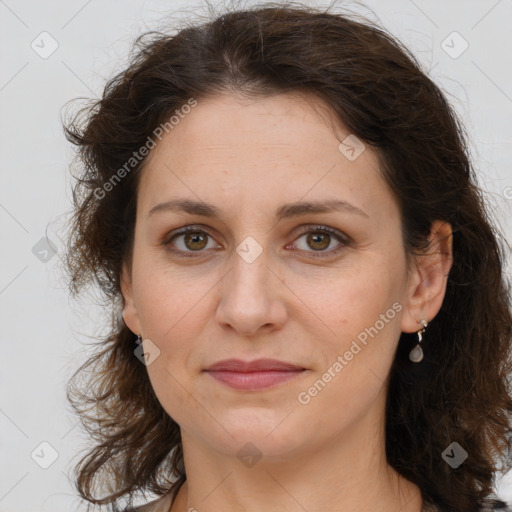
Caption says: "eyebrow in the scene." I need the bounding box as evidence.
[147,198,369,220]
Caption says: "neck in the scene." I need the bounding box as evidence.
[170,403,423,512]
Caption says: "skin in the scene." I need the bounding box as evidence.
[121,91,453,512]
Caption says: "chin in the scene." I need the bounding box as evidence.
[206,408,307,459]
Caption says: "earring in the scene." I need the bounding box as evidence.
[409,320,428,363]
[135,334,142,345]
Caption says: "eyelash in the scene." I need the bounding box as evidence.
[162,225,351,259]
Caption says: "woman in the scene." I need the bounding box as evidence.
[63,3,512,511]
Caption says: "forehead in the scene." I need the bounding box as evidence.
[136,92,395,224]
[151,91,349,155]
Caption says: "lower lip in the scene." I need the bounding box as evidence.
[205,370,306,391]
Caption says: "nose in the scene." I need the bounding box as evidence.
[214,248,287,337]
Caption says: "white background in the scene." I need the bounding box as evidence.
[1,0,511,510]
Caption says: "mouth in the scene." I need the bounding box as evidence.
[203,358,308,391]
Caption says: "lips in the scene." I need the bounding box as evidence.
[204,359,307,391]
[205,358,305,372]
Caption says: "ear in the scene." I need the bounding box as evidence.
[400,220,453,333]
[120,259,142,336]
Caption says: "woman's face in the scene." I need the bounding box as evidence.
[122,91,423,460]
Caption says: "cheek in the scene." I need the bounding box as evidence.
[131,261,210,399]
[296,252,406,408]
[296,255,403,343]
[134,266,209,425]
[133,255,211,339]
[294,268,403,436]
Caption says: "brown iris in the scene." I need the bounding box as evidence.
[184,232,208,251]
[307,232,330,251]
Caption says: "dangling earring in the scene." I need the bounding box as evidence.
[135,334,142,345]
[409,320,428,363]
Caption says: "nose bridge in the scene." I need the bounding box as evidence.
[227,237,272,304]
[215,233,285,334]
[225,207,272,288]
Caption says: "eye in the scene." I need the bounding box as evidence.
[162,224,350,258]
[163,226,220,257]
[289,225,350,258]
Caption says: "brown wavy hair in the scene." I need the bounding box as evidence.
[62,2,512,511]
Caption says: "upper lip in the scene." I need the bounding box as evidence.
[205,358,306,372]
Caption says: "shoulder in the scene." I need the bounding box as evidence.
[125,492,174,512]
